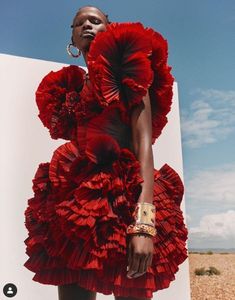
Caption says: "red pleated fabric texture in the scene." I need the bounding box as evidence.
[24,142,187,299]
[87,22,174,144]
[24,21,188,299]
[35,65,85,140]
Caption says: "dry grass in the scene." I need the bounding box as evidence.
[189,253,235,300]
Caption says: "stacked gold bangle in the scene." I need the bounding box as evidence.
[126,202,157,237]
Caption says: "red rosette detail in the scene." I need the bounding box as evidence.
[88,22,174,144]
[25,163,53,227]
[85,134,121,165]
[148,164,188,291]
[36,65,85,140]
[146,28,174,143]
[87,22,153,108]
[49,141,83,189]
[24,162,61,265]
[146,28,169,68]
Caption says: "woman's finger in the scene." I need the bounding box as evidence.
[127,240,132,270]
[131,254,149,278]
[127,252,141,278]
[146,252,153,268]
[138,253,148,274]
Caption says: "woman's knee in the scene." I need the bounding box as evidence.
[58,283,96,300]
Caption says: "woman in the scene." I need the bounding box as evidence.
[24,5,188,300]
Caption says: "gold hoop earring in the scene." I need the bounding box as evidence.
[66,43,81,58]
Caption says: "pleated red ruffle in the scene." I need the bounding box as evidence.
[36,65,85,140]
[87,22,174,144]
[24,141,188,299]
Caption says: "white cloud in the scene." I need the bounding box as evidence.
[185,164,235,248]
[181,89,235,148]
[186,164,235,208]
[189,210,235,248]
[190,210,235,238]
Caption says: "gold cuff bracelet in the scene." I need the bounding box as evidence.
[133,202,156,226]
[126,223,157,237]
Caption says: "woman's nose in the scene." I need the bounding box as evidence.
[82,19,92,29]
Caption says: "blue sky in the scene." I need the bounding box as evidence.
[1,0,235,248]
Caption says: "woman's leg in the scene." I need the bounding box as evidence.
[58,283,97,300]
[115,297,151,300]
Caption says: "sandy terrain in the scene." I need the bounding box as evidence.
[189,253,235,300]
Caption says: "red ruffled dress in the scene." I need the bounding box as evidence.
[24,22,188,299]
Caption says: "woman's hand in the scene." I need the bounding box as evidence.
[127,233,154,279]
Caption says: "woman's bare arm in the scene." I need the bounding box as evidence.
[131,90,154,204]
[127,90,155,279]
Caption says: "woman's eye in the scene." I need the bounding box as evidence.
[91,18,101,24]
[74,22,82,27]
[71,17,101,28]
[72,19,84,27]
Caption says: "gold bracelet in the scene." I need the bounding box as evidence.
[126,223,157,237]
[132,202,156,227]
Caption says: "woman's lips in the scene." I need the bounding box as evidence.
[81,31,95,38]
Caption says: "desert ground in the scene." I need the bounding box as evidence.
[189,253,235,300]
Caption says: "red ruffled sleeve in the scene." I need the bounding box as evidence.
[36,65,85,140]
[87,22,174,144]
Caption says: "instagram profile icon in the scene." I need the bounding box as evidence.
[3,283,17,298]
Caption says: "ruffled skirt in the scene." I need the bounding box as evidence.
[24,141,188,299]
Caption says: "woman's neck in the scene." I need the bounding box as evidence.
[82,51,88,67]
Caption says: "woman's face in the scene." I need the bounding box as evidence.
[72,7,108,54]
